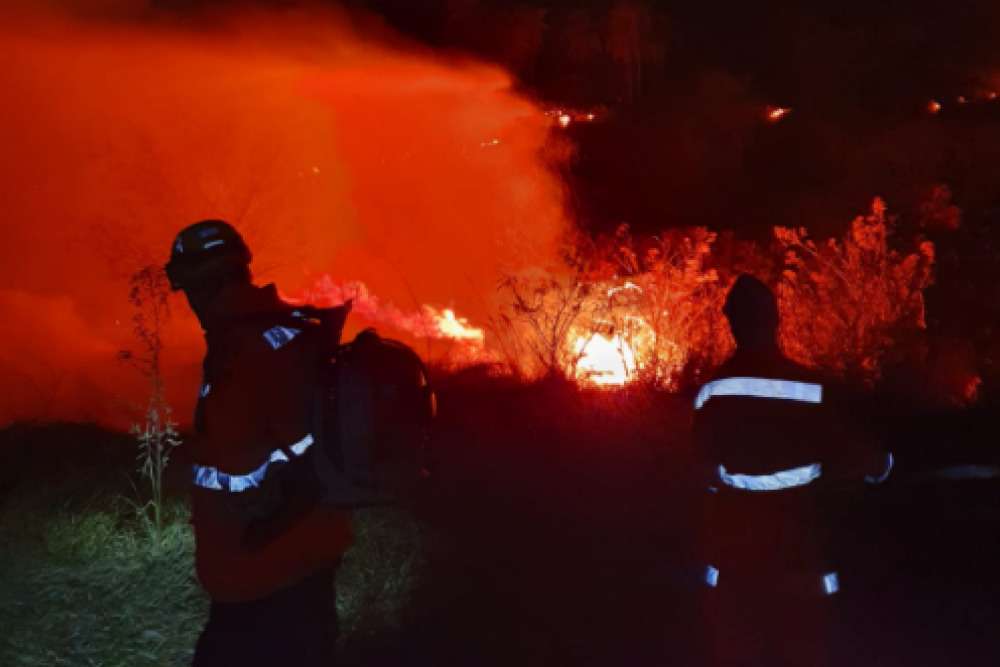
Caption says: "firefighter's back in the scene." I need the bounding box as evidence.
[691,275,858,666]
[696,348,842,580]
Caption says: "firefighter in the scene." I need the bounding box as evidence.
[694,274,893,667]
[165,220,352,666]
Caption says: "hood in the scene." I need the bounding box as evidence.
[723,274,779,350]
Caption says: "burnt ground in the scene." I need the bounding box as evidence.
[2,377,998,666]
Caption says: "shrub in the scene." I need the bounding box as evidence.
[775,198,935,384]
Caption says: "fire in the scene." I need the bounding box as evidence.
[928,99,942,114]
[573,333,636,386]
[546,106,602,127]
[430,308,485,343]
[288,276,486,356]
[766,106,791,122]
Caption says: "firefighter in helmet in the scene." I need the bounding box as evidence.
[694,274,893,666]
[165,220,352,666]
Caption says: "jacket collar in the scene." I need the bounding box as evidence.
[201,282,287,333]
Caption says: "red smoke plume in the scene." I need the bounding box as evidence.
[0,3,570,428]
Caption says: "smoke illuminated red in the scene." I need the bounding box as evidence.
[0,5,569,427]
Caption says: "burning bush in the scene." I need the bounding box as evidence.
[775,198,935,384]
[491,257,598,381]
[492,198,936,392]
[491,226,733,387]
[579,225,733,388]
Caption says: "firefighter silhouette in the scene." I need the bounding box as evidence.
[166,220,351,666]
[694,274,892,666]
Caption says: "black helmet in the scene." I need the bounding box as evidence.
[723,274,779,347]
[164,220,252,291]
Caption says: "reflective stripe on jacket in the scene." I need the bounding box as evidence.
[192,434,315,493]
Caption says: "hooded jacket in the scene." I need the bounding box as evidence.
[694,276,889,584]
[189,282,352,602]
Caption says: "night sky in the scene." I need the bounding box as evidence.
[343,0,1000,238]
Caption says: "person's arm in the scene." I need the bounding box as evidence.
[691,398,722,492]
[241,332,324,550]
[822,383,893,485]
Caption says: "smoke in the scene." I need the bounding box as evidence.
[0,2,571,428]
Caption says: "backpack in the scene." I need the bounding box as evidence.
[292,304,436,508]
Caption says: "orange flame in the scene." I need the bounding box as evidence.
[573,333,636,386]
[431,308,486,343]
[928,100,942,114]
[289,275,485,348]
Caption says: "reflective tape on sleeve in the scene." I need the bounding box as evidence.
[718,462,822,492]
[192,433,313,493]
[822,572,840,595]
[695,377,823,410]
[289,434,314,456]
[865,452,894,484]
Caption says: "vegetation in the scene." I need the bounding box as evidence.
[119,266,181,541]
[494,199,938,394]
[0,454,425,667]
[775,198,935,384]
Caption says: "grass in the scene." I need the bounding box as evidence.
[0,498,204,667]
[0,425,427,667]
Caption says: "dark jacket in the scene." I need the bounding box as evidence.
[694,346,887,579]
[189,282,352,602]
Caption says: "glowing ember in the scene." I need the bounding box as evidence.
[573,333,636,386]
[928,100,942,114]
[766,106,791,122]
[957,95,968,104]
[558,113,572,128]
[585,113,596,121]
